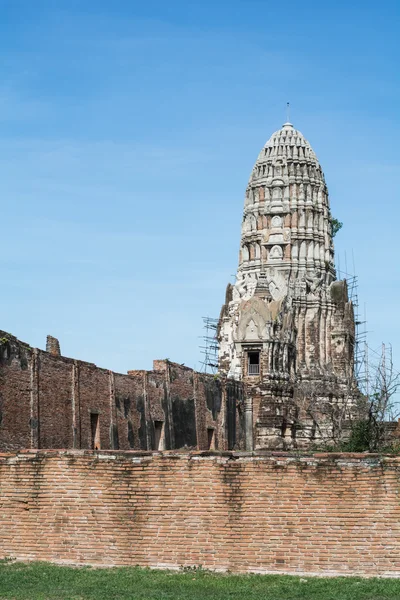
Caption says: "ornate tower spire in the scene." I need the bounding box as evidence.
[218,122,359,450]
[238,122,335,303]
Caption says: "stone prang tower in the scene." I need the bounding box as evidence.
[218,122,360,450]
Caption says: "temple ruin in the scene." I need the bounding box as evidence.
[0,121,363,453]
[218,121,361,449]
[0,330,243,452]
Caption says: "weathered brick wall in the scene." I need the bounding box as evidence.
[38,353,74,449]
[0,336,31,451]
[0,450,399,576]
[0,331,244,452]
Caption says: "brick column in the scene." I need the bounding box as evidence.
[30,349,40,448]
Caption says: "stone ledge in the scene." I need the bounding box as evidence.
[0,448,396,466]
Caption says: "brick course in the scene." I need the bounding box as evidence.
[0,450,399,576]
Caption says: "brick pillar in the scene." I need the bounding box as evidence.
[46,335,61,356]
[30,349,40,448]
[72,361,81,449]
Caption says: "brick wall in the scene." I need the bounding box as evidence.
[0,337,31,451]
[0,450,399,576]
[0,331,244,452]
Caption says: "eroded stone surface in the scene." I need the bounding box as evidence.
[218,123,362,449]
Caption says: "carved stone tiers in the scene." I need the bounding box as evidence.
[218,122,361,450]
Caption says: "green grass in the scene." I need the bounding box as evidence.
[1,560,400,600]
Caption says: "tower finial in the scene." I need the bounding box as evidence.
[286,102,290,123]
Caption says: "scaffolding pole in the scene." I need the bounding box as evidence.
[199,317,219,374]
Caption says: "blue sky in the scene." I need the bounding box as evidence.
[0,0,399,380]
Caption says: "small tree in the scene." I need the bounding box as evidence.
[331,217,343,238]
[347,344,400,451]
[292,376,362,449]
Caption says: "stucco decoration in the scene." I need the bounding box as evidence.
[245,319,259,341]
[269,245,283,260]
[271,215,282,228]
[218,121,360,450]
[268,233,284,244]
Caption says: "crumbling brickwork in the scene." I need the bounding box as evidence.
[0,331,244,452]
[46,335,61,356]
[0,450,399,576]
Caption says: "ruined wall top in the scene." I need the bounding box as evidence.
[46,335,61,356]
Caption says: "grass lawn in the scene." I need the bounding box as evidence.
[1,560,400,600]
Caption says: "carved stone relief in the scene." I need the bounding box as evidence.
[271,215,282,228]
[269,245,283,260]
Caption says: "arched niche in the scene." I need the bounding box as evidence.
[269,245,283,260]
